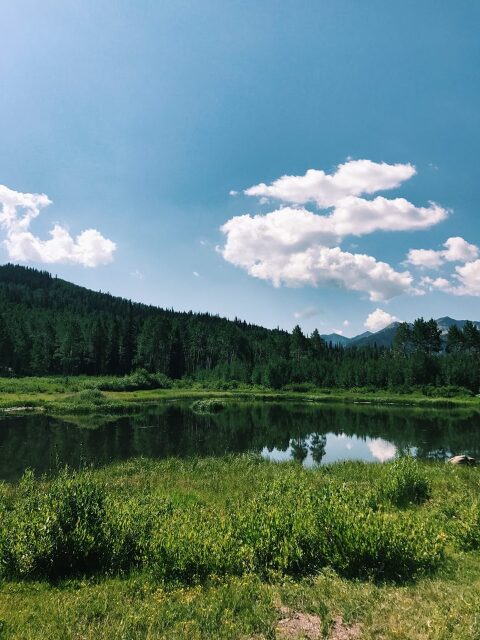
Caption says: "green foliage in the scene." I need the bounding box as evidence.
[94,369,173,391]
[3,470,109,578]
[2,457,480,640]
[0,264,479,393]
[0,464,444,584]
[71,388,108,405]
[383,456,432,507]
[190,399,225,414]
[455,500,480,550]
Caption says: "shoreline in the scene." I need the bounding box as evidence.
[0,382,478,415]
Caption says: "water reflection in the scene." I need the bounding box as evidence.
[0,401,478,481]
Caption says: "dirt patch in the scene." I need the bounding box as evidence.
[329,616,362,640]
[275,603,361,640]
[276,608,322,639]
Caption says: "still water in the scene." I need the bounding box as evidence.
[0,401,479,481]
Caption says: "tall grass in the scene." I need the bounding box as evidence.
[0,464,445,584]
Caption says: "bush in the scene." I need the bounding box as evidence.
[383,456,432,507]
[282,383,318,393]
[191,399,226,414]
[233,476,442,581]
[95,369,173,392]
[421,385,473,398]
[2,470,110,579]
[72,388,107,405]
[455,500,480,550]
[0,467,444,584]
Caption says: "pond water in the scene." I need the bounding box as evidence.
[0,401,479,481]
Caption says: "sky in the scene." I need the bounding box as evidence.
[0,0,479,337]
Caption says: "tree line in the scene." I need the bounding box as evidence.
[0,264,478,392]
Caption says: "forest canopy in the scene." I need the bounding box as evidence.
[0,264,478,392]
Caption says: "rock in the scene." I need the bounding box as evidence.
[449,455,476,466]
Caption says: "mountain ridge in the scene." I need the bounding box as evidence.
[321,317,480,348]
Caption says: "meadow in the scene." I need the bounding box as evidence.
[0,373,477,415]
[1,455,480,638]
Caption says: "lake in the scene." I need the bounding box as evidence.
[0,400,479,481]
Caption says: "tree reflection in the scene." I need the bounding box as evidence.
[310,433,327,465]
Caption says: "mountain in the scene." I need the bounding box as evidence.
[350,323,401,348]
[319,333,351,347]
[436,316,480,334]
[322,318,480,349]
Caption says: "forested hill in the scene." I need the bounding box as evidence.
[0,263,290,378]
[0,263,479,392]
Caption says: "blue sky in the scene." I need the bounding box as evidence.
[0,0,479,336]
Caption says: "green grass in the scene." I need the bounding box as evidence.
[1,456,480,638]
[0,375,478,415]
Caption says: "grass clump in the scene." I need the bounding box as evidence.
[190,399,226,414]
[383,456,432,507]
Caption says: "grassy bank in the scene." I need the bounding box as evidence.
[0,375,478,414]
[1,456,480,638]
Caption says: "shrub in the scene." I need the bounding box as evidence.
[383,456,431,507]
[191,399,226,414]
[233,476,442,581]
[2,470,110,579]
[73,388,107,405]
[0,466,444,584]
[95,370,173,392]
[455,500,480,550]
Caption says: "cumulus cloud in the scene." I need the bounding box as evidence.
[244,159,416,208]
[364,308,400,332]
[454,259,480,296]
[293,306,318,320]
[443,237,479,262]
[406,236,479,269]
[220,206,414,301]
[406,248,444,269]
[0,184,115,267]
[420,261,480,297]
[221,222,412,301]
[329,196,446,237]
[220,160,449,301]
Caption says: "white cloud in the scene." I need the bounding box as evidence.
[221,160,448,301]
[364,308,400,332]
[406,236,479,269]
[221,231,412,302]
[443,237,479,262]
[367,438,396,462]
[244,159,416,208]
[0,184,115,267]
[220,207,414,301]
[406,248,444,269]
[343,319,349,326]
[193,271,200,277]
[454,259,480,296]
[329,196,446,237]
[229,190,238,196]
[130,269,144,280]
[293,306,318,320]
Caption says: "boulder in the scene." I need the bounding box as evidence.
[449,455,476,466]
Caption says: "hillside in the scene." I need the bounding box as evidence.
[0,264,479,392]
